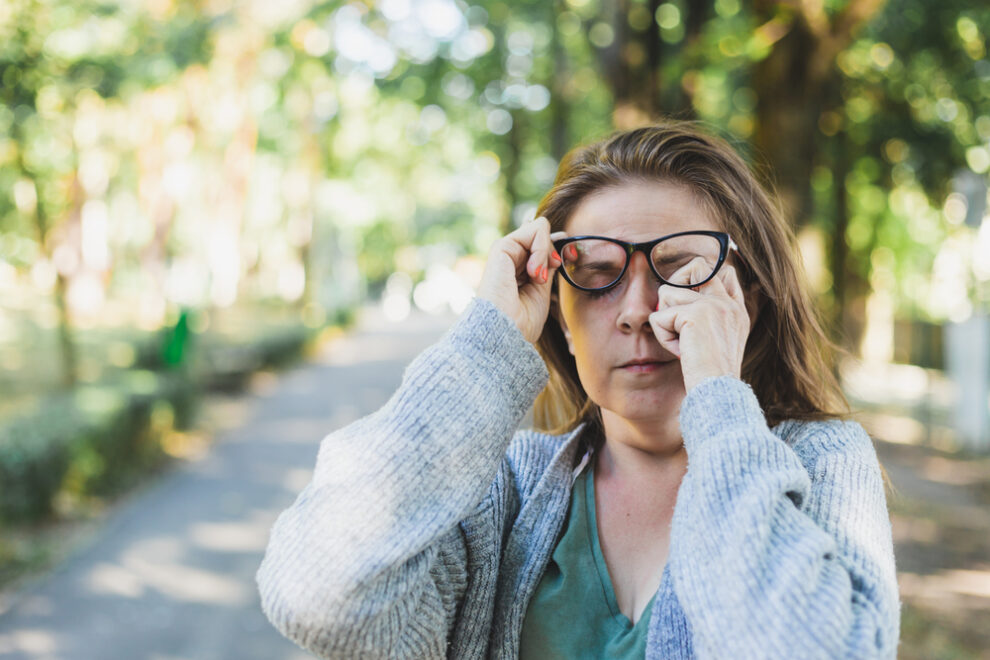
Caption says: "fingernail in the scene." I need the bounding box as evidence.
[551,250,562,263]
[541,265,548,282]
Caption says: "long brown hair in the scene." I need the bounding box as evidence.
[533,120,848,436]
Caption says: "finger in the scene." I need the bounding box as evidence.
[499,217,551,282]
[649,309,683,357]
[527,220,559,283]
[651,304,695,334]
[698,265,729,296]
[718,264,747,306]
[504,215,549,254]
[489,236,531,286]
[668,256,714,288]
[520,218,556,283]
[548,232,568,271]
[656,284,700,311]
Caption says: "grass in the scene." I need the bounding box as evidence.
[900,602,990,659]
[868,435,990,660]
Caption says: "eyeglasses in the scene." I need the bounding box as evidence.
[553,231,738,292]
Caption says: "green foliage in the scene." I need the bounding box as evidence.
[196,324,312,391]
[832,0,990,318]
[0,314,321,525]
[0,393,82,522]
[0,371,197,523]
[0,0,214,234]
[0,0,985,324]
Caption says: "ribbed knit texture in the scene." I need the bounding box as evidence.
[256,298,900,659]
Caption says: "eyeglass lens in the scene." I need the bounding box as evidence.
[559,235,723,290]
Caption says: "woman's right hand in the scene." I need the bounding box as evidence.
[476,217,565,344]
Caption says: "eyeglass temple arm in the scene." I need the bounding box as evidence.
[727,237,753,278]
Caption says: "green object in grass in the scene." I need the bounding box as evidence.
[162,310,190,368]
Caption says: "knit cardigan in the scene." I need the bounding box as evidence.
[256,297,901,659]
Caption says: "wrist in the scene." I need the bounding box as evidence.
[683,362,742,392]
[678,376,763,450]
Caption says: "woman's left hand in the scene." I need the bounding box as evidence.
[648,260,750,392]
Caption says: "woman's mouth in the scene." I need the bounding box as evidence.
[618,359,673,373]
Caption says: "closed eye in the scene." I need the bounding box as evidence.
[574,261,621,272]
[653,252,694,267]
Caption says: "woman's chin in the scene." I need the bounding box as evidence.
[603,386,685,425]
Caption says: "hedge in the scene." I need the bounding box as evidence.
[0,320,322,525]
[0,371,195,523]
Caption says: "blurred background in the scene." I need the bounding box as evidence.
[0,0,989,657]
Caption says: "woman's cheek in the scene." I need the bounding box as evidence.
[571,343,609,403]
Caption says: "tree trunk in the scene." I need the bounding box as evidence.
[501,110,525,235]
[599,0,661,127]
[33,196,77,388]
[595,0,706,127]
[22,160,78,388]
[752,0,887,228]
[549,0,570,161]
[51,267,78,387]
[752,13,826,227]
[831,128,851,344]
[660,0,705,119]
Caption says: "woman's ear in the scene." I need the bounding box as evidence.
[550,291,577,356]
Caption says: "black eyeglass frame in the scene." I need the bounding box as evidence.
[552,230,739,292]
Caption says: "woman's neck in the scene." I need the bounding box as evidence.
[597,409,688,490]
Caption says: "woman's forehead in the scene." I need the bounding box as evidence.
[563,181,720,239]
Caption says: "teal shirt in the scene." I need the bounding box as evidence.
[519,456,656,659]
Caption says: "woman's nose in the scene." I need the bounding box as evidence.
[615,252,659,332]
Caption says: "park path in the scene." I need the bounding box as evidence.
[0,307,456,660]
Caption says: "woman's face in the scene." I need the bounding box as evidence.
[555,180,728,447]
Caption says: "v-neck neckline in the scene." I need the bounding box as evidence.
[581,460,657,629]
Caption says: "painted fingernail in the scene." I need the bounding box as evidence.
[551,249,562,263]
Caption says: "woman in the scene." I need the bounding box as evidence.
[256,121,901,659]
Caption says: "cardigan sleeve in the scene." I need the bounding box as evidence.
[255,298,548,658]
[668,376,901,660]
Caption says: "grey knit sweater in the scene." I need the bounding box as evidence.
[256,297,900,659]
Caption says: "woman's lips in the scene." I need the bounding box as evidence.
[618,359,674,373]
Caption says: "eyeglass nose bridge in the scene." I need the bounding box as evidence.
[618,242,662,287]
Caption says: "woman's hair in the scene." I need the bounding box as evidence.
[533,120,849,435]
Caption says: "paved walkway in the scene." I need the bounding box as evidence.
[0,307,455,660]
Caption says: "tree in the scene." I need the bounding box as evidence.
[0,0,213,385]
[751,0,887,228]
